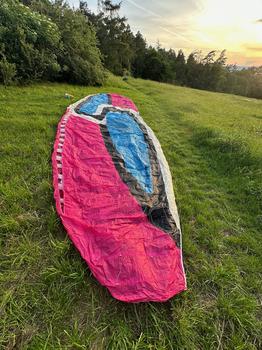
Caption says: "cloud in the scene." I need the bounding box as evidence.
[125,0,162,19]
[246,46,262,52]
[125,0,195,44]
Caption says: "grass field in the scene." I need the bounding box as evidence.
[0,75,261,349]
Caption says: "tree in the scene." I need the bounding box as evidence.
[186,51,200,88]
[131,31,146,77]
[102,0,121,18]
[82,1,135,76]
[174,50,186,85]
[142,47,169,82]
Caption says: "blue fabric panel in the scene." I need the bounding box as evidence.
[78,94,109,115]
[106,111,153,194]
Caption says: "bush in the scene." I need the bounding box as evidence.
[0,0,61,82]
[57,7,106,85]
[0,0,105,85]
[0,57,16,85]
[29,1,106,85]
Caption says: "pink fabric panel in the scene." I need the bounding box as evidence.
[52,112,186,302]
[110,93,138,111]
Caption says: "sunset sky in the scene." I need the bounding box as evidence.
[69,0,262,66]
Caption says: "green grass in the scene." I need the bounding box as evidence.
[0,75,261,349]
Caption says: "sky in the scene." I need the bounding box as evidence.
[68,0,262,66]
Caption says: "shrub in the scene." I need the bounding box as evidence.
[29,1,106,85]
[0,0,61,82]
[57,7,106,85]
[0,57,16,85]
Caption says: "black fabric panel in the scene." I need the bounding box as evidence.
[99,108,181,248]
[75,94,112,120]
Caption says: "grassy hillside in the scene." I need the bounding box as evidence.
[0,75,261,349]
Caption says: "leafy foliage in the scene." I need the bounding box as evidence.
[0,0,105,85]
[31,0,106,85]
[79,0,262,99]
[0,57,16,85]
[0,0,61,83]
[223,65,262,99]
[81,1,135,76]
[0,0,261,96]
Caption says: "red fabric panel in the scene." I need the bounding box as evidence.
[110,93,138,111]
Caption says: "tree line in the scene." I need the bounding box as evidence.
[0,0,261,99]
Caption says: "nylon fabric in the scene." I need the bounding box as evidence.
[78,93,109,115]
[106,111,153,194]
[52,93,186,302]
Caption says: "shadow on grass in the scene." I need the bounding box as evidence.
[191,126,262,227]
[191,128,256,170]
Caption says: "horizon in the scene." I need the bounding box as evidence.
[68,0,262,67]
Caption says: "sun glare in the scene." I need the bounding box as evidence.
[199,0,261,26]
[195,0,262,62]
